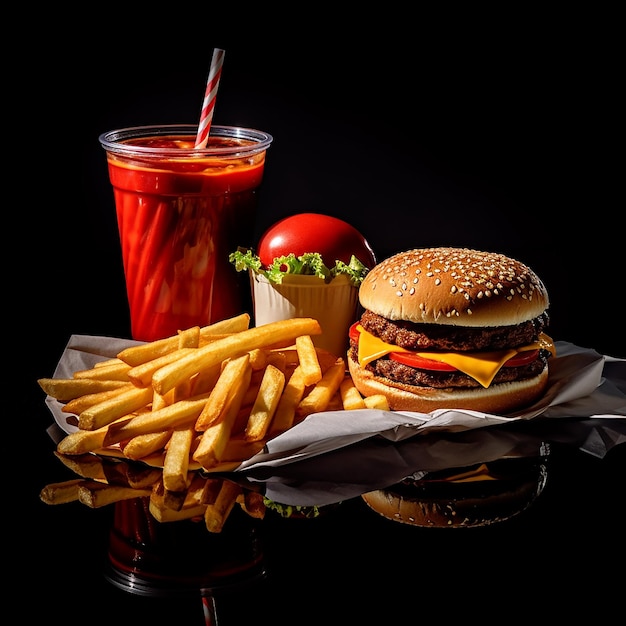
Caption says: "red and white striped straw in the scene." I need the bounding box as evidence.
[195,48,225,149]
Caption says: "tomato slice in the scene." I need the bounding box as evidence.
[389,351,457,370]
[348,322,361,343]
[502,349,539,367]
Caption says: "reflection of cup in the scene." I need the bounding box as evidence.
[251,272,360,357]
[99,125,273,342]
[105,497,265,597]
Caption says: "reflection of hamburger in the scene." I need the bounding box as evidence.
[348,247,555,414]
[361,452,549,528]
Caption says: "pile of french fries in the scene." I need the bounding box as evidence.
[39,314,389,532]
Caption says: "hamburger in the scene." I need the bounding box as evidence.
[361,451,550,528]
[347,247,555,414]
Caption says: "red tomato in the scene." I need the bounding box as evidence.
[389,352,457,370]
[257,213,376,268]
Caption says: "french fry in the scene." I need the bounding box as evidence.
[93,358,125,368]
[195,354,252,431]
[56,423,111,455]
[78,481,152,508]
[247,348,267,371]
[189,362,222,396]
[269,366,307,435]
[162,426,194,493]
[152,388,176,411]
[152,318,322,396]
[77,386,153,431]
[326,390,344,411]
[244,364,285,441]
[364,394,391,410]
[127,347,196,388]
[176,325,201,348]
[295,335,323,386]
[339,376,366,410]
[72,361,132,381]
[122,431,172,460]
[266,349,288,373]
[193,356,252,469]
[204,479,242,533]
[62,384,135,415]
[222,434,266,462]
[39,479,85,504]
[117,314,250,366]
[296,358,346,418]
[38,378,129,403]
[103,393,211,447]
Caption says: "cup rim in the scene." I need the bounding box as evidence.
[99,124,273,157]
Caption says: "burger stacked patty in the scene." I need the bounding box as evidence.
[351,310,551,389]
[359,310,550,352]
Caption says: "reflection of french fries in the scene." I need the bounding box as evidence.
[39,479,85,504]
[204,479,242,533]
[78,481,154,508]
[41,450,270,534]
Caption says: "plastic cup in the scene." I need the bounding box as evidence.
[99,124,273,341]
[250,272,360,357]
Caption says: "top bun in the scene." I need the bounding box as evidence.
[359,247,549,328]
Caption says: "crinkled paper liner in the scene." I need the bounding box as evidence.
[45,336,626,505]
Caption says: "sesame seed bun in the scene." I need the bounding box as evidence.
[358,247,549,328]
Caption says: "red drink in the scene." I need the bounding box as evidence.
[100,125,273,341]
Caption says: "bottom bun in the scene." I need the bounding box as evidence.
[347,355,549,415]
[361,456,549,528]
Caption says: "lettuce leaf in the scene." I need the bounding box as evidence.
[229,248,370,286]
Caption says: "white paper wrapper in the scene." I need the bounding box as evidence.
[44,334,626,486]
[250,272,359,357]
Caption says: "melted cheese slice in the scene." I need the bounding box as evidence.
[357,326,554,388]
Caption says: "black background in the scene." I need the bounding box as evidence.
[27,10,623,366]
[16,9,624,624]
